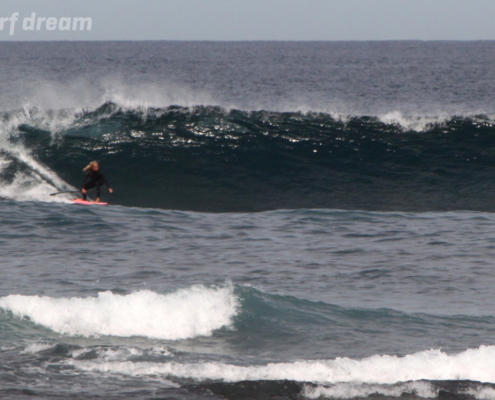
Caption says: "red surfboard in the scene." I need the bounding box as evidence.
[72,199,108,205]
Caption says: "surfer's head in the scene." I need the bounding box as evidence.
[83,161,99,172]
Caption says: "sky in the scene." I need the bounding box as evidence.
[0,0,494,41]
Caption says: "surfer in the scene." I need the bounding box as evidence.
[81,161,113,203]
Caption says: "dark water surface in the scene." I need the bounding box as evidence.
[1,41,495,399]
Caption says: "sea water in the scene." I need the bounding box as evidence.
[2,41,495,399]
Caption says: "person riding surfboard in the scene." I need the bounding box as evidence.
[82,161,113,203]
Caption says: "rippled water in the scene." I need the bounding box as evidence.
[3,41,495,400]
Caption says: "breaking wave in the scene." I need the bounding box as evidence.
[0,285,238,340]
[2,101,495,211]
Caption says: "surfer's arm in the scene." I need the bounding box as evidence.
[100,173,113,192]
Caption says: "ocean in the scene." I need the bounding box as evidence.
[1,41,495,400]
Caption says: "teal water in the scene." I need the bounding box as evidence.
[2,201,495,398]
[2,41,495,399]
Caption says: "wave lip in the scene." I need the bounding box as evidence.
[0,286,239,340]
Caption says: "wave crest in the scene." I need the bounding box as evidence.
[0,286,239,340]
[68,346,495,384]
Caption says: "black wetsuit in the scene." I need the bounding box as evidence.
[82,170,110,200]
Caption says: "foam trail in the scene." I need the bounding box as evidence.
[0,107,78,202]
[0,148,75,203]
[304,381,437,399]
[0,286,238,340]
[68,346,495,385]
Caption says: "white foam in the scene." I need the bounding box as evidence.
[304,381,437,399]
[69,345,173,362]
[0,107,78,203]
[70,347,93,359]
[466,387,495,400]
[68,346,495,385]
[0,286,238,340]
[70,346,144,361]
[20,343,56,354]
[0,167,73,203]
[150,346,173,356]
[96,346,144,361]
[378,110,451,132]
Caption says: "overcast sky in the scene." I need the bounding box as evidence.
[0,0,494,41]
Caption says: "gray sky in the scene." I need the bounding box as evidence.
[0,0,494,41]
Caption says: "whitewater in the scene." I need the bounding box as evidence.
[2,41,495,400]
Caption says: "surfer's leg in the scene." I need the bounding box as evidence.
[82,181,95,201]
[95,182,102,203]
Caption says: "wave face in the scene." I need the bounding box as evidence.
[3,102,495,212]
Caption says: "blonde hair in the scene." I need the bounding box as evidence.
[83,161,99,172]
